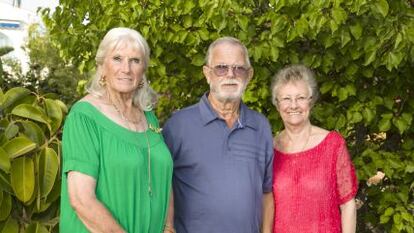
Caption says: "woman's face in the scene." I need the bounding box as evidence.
[275,80,312,127]
[102,42,145,95]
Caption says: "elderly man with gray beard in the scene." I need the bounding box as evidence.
[162,37,274,233]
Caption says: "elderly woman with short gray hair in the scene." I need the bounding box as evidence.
[271,64,358,233]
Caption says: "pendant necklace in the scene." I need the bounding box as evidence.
[108,95,153,196]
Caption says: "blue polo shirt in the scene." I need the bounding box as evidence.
[162,93,274,233]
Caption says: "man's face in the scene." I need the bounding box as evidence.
[203,43,253,103]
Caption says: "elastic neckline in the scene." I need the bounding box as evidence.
[72,101,161,147]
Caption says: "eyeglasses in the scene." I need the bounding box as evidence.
[276,96,312,106]
[208,64,250,77]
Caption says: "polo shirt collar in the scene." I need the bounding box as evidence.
[198,92,259,130]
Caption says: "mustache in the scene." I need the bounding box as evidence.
[219,79,241,85]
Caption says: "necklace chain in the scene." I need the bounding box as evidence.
[299,125,312,152]
[108,95,153,196]
[284,125,312,153]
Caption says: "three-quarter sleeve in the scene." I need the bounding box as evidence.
[62,112,100,179]
[335,138,358,204]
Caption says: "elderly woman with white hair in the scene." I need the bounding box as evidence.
[270,64,358,233]
[60,27,173,233]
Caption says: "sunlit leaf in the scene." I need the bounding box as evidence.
[0,87,31,110]
[379,116,392,132]
[0,192,11,221]
[3,136,36,159]
[38,148,59,198]
[375,0,389,17]
[11,104,51,129]
[20,121,46,146]
[25,223,49,233]
[350,22,362,39]
[331,7,347,25]
[0,148,10,173]
[0,170,12,193]
[45,99,63,135]
[393,117,409,134]
[1,216,18,233]
[4,123,19,139]
[10,156,35,202]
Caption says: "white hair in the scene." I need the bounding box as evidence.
[205,36,251,67]
[271,64,319,107]
[87,27,157,110]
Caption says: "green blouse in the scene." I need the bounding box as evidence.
[60,101,173,233]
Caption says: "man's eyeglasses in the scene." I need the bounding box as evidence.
[276,96,312,106]
[208,64,250,77]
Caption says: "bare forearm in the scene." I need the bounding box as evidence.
[164,191,175,233]
[72,196,125,233]
[73,197,125,233]
[340,198,357,233]
[261,192,274,233]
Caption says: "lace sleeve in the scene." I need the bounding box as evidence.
[336,138,358,204]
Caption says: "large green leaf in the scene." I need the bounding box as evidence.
[46,177,61,203]
[54,99,68,114]
[38,148,59,198]
[11,104,51,129]
[393,117,409,134]
[375,0,389,17]
[4,123,19,139]
[33,199,52,213]
[0,170,12,193]
[0,87,31,110]
[11,156,35,202]
[0,192,11,221]
[0,148,10,173]
[1,216,18,233]
[3,136,36,159]
[0,133,8,147]
[20,121,46,146]
[44,99,63,135]
[25,222,49,233]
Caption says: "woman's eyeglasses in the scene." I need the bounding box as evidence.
[208,64,250,77]
[276,96,312,106]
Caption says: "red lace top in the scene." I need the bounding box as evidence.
[273,131,358,233]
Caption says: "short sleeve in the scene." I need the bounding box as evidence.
[62,111,100,179]
[336,138,358,204]
[162,116,179,161]
[262,119,274,193]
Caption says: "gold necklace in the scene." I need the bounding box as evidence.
[108,97,153,196]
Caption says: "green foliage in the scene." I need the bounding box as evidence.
[0,87,65,233]
[1,24,86,105]
[42,0,414,232]
[0,46,14,87]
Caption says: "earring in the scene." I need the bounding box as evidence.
[137,80,144,89]
[99,76,106,87]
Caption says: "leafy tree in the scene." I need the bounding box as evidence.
[0,87,66,232]
[1,24,87,105]
[23,24,87,104]
[41,0,414,232]
[0,46,14,86]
